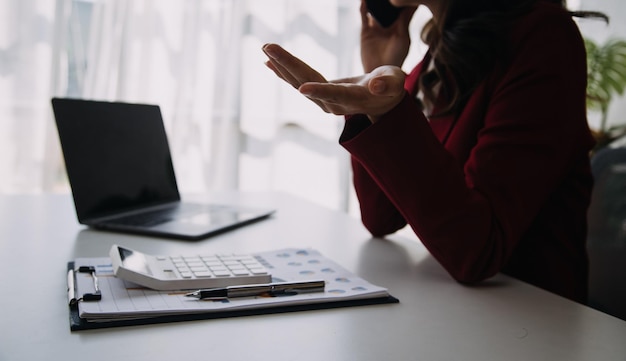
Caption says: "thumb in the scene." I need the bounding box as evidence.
[368,74,405,96]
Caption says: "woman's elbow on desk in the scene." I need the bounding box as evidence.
[361,217,407,238]
[359,204,408,237]
[419,239,503,285]
[437,255,501,285]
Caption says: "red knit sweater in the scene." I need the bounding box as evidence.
[340,1,594,303]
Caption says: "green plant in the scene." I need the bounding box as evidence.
[584,37,626,148]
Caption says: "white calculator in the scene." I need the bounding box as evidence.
[109,244,272,291]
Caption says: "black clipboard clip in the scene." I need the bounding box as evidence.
[68,266,102,306]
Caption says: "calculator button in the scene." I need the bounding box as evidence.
[204,261,223,267]
[186,262,205,268]
[193,271,213,278]
[249,268,269,275]
[163,270,178,279]
[231,269,251,276]
[212,270,232,277]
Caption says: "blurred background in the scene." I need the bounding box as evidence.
[1,0,624,219]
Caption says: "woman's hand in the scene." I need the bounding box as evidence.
[360,0,417,72]
[263,43,406,123]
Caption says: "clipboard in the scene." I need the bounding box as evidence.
[67,249,399,331]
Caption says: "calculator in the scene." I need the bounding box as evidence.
[109,244,272,291]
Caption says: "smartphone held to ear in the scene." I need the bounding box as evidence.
[365,0,403,28]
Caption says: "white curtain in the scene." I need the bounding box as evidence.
[0,0,430,212]
[0,0,60,192]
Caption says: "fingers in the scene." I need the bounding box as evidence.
[301,76,401,105]
[300,82,368,104]
[262,43,333,113]
[264,58,300,89]
[328,67,405,97]
[398,6,418,29]
[298,83,363,115]
[367,76,405,97]
[360,0,375,29]
[262,44,407,118]
[299,66,406,116]
[264,60,287,83]
[262,43,327,89]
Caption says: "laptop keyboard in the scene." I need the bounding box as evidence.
[110,205,211,227]
[114,209,175,227]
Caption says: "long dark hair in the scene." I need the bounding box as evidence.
[419,0,608,116]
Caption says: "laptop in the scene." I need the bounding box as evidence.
[51,97,275,240]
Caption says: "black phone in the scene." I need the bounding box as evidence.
[365,0,403,28]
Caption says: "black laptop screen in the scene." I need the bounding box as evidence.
[52,98,180,221]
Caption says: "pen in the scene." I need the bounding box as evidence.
[185,280,326,300]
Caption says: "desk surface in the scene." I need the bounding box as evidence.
[1,192,625,361]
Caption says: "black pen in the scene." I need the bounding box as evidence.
[185,280,326,300]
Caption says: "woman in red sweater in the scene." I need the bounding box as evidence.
[263,0,604,303]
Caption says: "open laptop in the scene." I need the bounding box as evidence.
[51,98,275,240]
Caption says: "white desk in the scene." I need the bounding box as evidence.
[1,192,625,361]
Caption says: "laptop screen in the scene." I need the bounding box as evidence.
[52,98,181,221]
